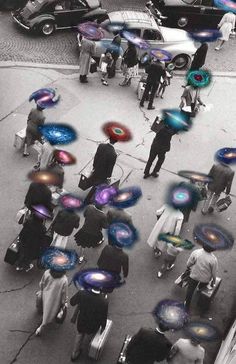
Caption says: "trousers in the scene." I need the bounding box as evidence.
[201,191,220,214]
[71,332,93,359]
[185,277,208,309]
[144,145,166,175]
[140,82,159,107]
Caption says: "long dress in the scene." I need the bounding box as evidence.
[79,38,95,76]
[39,270,68,326]
[147,204,183,252]
[218,12,236,41]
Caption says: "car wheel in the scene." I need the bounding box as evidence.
[39,21,55,36]
[173,54,190,70]
[177,17,188,28]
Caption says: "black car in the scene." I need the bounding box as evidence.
[153,0,226,29]
[0,0,27,10]
[12,0,107,35]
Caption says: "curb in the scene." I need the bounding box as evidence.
[1,61,236,78]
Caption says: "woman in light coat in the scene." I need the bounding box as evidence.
[35,269,68,336]
[79,36,95,83]
[215,12,236,51]
[147,204,184,258]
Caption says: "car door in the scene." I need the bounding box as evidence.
[141,28,165,57]
[53,0,88,28]
[119,28,142,54]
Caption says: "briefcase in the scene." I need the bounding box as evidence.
[88,319,113,360]
[4,236,20,265]
[14,128,26,149]
[198,277,222,311]
[216,195,232,212]
[151,116,164,133]
[117,335,132,364]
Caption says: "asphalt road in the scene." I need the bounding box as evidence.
[0,0,236,71]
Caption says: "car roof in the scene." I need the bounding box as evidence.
[108,10,159,30]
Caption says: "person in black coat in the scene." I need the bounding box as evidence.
[70,288,108,361]
[24,182,52,212]
[189,43,208,71]
[126,323,172,364]
[16,213,47,272]
[97,244,129,279]
[83,138,117,204]
[51,209,80,249]
[140,59,166,110]
[144,125,176,178]
[120,41,139,86]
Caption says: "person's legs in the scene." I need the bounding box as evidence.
[201,191,214,214]
[71,332,85,360]
[152,152,166,176]
[148,83,159,109]
[144,145,158,177]
[185,278,199,309]
[78,247,85,264]
[140,83,152,106]
[215,40,225,50]
[208,193,220,213]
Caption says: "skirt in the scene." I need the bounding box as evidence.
[219,23,232,41]
[74,228,103,248]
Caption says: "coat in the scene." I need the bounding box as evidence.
[24,182,52,212]
[97,245,129,277]
[146,62,166,84]
[39,270,68,326]
[26,108,45,145]
[147,205,183,250]
[218,12,236,41]
[190,43,208,71]
[126,327,172,364]
[70,290,108,334]
[151,127,176,154]
[123,45,138,68]
[52,209,80,236]
[93,143,117,180]
[79,38,95,76]
[208,163,234,194]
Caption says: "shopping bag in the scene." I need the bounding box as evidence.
[78,174,93,191]
[151,116,164,133]
[90,58,97,73]
[101,61,108,73]
[16,207,30,225]
[216,195,232,212]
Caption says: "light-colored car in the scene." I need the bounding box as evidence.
[94,10,197,69]
[214,319,236,364]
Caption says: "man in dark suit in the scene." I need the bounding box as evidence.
[84,137,117,204]
[97,244,129,279]
[70,288,108,361]
[126,323,172,364]
[144,125,176,179]
[202,162,234,214]
[140,59,166,110]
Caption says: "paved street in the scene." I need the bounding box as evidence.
[0,0,236,71]
[0,64,236,364]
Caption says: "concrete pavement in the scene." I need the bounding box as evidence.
[0,65,236,364]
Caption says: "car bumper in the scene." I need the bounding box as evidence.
[12,13,30,30]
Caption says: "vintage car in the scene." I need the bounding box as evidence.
[94,10,197,69]
[153,0,226,29]
[12,0,107,35]
[214,318,236,364]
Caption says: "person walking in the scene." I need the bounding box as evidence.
[24,182,52,213]
[157,243,183,278]
[144,125,176,178]
[189,43,208,71]
[70,288,108,361]
[105,33,122,78]
[140,58,166,110]
[147,204,183,259]
[201,161,234,215]
[35,269,68,336]
[215,12,236,51]
[156,63,174,99]
[179,85,205,117]
[51,209,80,249]
[83,137,117,204]
[100,51,114,86]
[126,322,172,364]
[16,212,47,272]
[97,244,129,281]
[23,104,45,157]
[74,203,108,263]
[79,36,95,83]
[168,337,205,364]
[184,245,218,310]
[119,41,139,86]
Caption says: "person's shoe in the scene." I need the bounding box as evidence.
[147,105,155,110]
[16,266,24,271]
[156,94,160,98]
[143,173,150,179]
[33,162,40,170]
[208,206,214,213]
[71,350,82,362]
[139,103,144,107]
[201,209,207,215]
[97,237,104,246]
[151,172,159,178]
[78,256,85,264]
[157,271,163,278]
[215,47,220,51]
[160,95,164,99]
[35,326,42,336]
[102,81,108,86]
[25,264,34,272]
[154,248,162,258]
[101,78,105,82]
[167,264,175,271]
[23,152,30,157]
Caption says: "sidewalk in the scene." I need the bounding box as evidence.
[0,66,236,364]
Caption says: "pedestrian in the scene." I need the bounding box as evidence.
[74,203,108,263]
[83,137,117,204]
[201,161,234,215]
[168,337,205,364]
[179,85,205,117]
[33,138,54,170]
[70,287,108,361]
[140,58,166,110]
[119,41,139,86]
[126,322,172,364]
[144,125,176,179]
[97,244,129,281]
[157,243,183,278]
[156,63,173,99]
[35,269,68,336]
[147,204,183,259]
[184,245,218,310]
[189,43,208,71]
[16,212,47,272]
[105,33,122,78]
[100,52,114,86]
[51,209,80,249]
[47,158,65,191]
[23,104,45,157]
[79,36,95,83]
[24,182,52,213]
[215,12,236,51]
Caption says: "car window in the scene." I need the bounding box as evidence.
[201,0,213,6]
[181,0,199,4]
[143,29,162,41]
[121,28,141,37]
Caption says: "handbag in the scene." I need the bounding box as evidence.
[216,195,232,212]
[90,58,97,73]
[16,206,30,225]
[78,174,92,191]
[151,116,165,133]
[174,268,190,288]
[55,304,67,324]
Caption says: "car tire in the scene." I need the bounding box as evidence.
[177,17,188,28]
[39,21,55,36]
[172,54,190,70]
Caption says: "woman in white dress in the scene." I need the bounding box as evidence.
[215,12,236,51]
